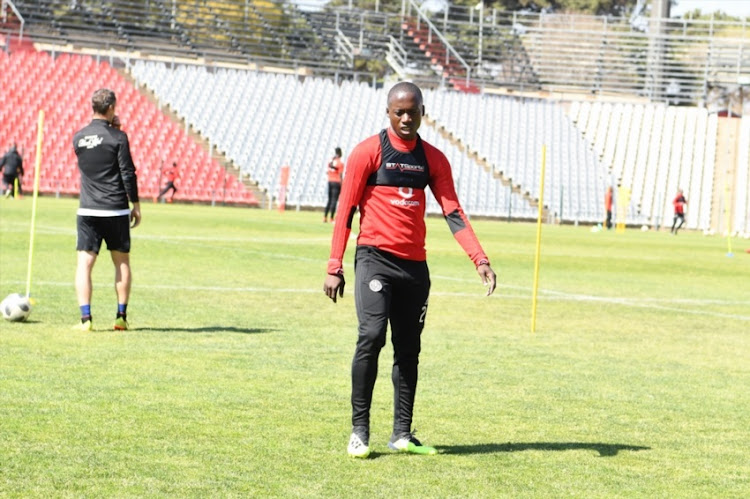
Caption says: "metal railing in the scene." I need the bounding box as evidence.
[334,28,355,67]
[414,4,749,101]
[402,0,471,86]
[385,34,408,79]
[2,0,748,102]
[1,0,24,43]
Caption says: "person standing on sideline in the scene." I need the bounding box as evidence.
[1,144,23,198]
[157,162,179,203]
[671,188,687,234]
[323,82,497,459]
[323,147,343,223]
[604,186,613,230]
[73,88,141,331]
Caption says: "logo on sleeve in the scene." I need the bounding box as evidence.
[78,135,103,149]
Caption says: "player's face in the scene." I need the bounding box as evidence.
[387,91,423,141]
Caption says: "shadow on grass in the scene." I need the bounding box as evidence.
[436,442,650,457]
[134,326,275,334]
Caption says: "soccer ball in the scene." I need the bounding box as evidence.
[1,293,32,322]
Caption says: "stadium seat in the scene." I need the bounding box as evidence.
[0,51,257,205]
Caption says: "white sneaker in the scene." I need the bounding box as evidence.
[347,426,370,458]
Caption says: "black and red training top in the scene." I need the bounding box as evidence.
[327,127,490,276]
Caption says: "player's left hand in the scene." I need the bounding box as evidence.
[130,203,142,228]
[477,263,496,296]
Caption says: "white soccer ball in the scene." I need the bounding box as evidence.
[1,293,32,322]
[640,225,649,232]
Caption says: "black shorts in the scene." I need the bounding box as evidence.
[3,173,15,187]
[76,215,131,253]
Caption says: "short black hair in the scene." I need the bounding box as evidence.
[92,88,116,115]
[335,147,342,157]
[387,81,423,106]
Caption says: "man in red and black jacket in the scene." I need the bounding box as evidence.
[323,82,497,458]
[671,189,687,234]
[157,162,179,203]
[323,147,343,223]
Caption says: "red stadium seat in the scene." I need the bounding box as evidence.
[0,50,255,205]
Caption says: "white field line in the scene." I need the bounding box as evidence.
[1,223,331,245]
[5,225,749,320]
[7,279,749,321]
[2,223,695,263]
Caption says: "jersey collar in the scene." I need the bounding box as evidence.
[387,127,418,152]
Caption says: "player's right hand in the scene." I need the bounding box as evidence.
[323,274,345,303]
[477,264,496,296]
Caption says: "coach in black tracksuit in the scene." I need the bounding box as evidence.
[72,88,141,331]
[1,144,23,197]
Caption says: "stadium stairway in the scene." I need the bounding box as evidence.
[0,49,258,206]
[401,19,480,94]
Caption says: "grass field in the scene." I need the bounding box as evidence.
[1,196,749,497]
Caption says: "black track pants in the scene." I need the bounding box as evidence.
[351,245,430,434]
[324,182,341,219]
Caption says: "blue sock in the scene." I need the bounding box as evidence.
[80,304,91,320]
[117,303,127,317]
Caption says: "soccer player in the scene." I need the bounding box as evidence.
[323,147,344,223]
[1,144,23,198]
[157,162,179,203]
[323,81,497,458]
[73,88,141,331]
[604,186,613,229]
[671,188,687,235]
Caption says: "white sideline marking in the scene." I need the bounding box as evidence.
[2,224,330,244]
[5,225,748,320]
[10,280,750,322]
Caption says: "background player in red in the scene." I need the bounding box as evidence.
[323,147,343,223]
[604,186,613,229]
[323,81,497,459]
[671,188,687,234]
[157,161,179,203]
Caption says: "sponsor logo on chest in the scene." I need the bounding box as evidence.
[386,162,425,174]
[390,186,421,207]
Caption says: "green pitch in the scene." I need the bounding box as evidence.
[1,197,749,497]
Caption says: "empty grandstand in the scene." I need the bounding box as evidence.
[1,0,748,232]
